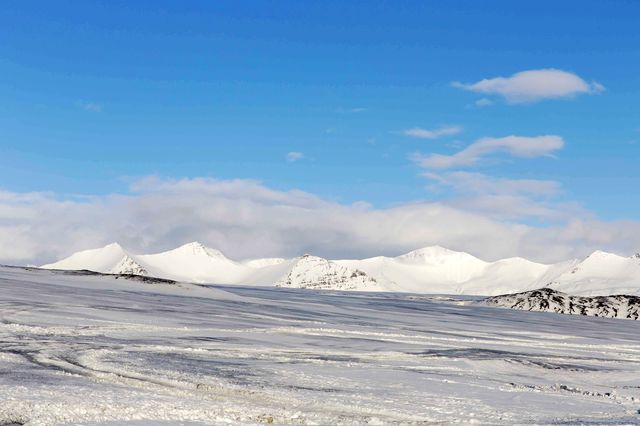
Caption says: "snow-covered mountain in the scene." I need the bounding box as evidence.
[275,254,379,290]
[42,243,148,276]
[40,243,640,296]
[546,251,640,296]
[135,242,250,284]
[483,288,640,320]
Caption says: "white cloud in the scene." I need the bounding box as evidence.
[286,151,305,162]
[413,135,564,169]
[402,126,462,139]
[77,100,103,112]
[422,171,573,221]
[1,177,640,266]
[424,171,560,197]
[475,98,493,107]
[453,69,604,104]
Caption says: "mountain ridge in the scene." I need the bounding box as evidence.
[41,242,640,296]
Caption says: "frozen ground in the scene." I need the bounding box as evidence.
[1,266,639,425]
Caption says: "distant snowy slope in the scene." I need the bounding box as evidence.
[547,251,640,296]
[136,242,251,284]
[338,247,566,295]
[41,243,148,276]
[243,258,287,268]
[337,246,486,293]
[484,288,640,320]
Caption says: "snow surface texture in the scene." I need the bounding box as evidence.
[1,266,640,425]
[484,288,640,320]
[42,242,640,296]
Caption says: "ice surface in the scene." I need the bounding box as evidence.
[1,265,640,425]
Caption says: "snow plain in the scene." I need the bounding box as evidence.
[1,266,640,425]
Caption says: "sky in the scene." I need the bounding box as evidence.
[1,1,640,264]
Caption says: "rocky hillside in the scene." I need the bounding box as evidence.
[275,255,379,290]
[484,288,640,320]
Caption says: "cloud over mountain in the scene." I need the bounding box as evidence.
[2,177,640,266]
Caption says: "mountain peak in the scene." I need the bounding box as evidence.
[176,242,227,259]
[110,255,148,276]
[181,241,207,249]
[584,250,625,261]
[400,246,462,257]
[396,246,484,264]
[41,242,131,273]
[102,242,124,251]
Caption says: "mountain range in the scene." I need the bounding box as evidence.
[41,242,640,296]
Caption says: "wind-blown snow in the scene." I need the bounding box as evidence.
[1,266,640,425]
[41,242,640,296]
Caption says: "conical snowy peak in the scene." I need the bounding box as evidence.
[173,241,228,259]
[135,242,246,284]
[110,255,148,276]
[276,254,378,291]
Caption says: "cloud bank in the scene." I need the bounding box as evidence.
[454,69,604,104]
[1,177,639,266]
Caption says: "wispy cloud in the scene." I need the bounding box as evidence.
[286,151,305,162]
[422,171,566,220]
[77,100,103,112]
[453,69,604,104]
[402,126,462,140]
[475,98,493,107]
[412,135,564,169]
[336,107,367,114]
[424,171,561,197]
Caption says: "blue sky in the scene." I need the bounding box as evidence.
[1,1,640,262]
